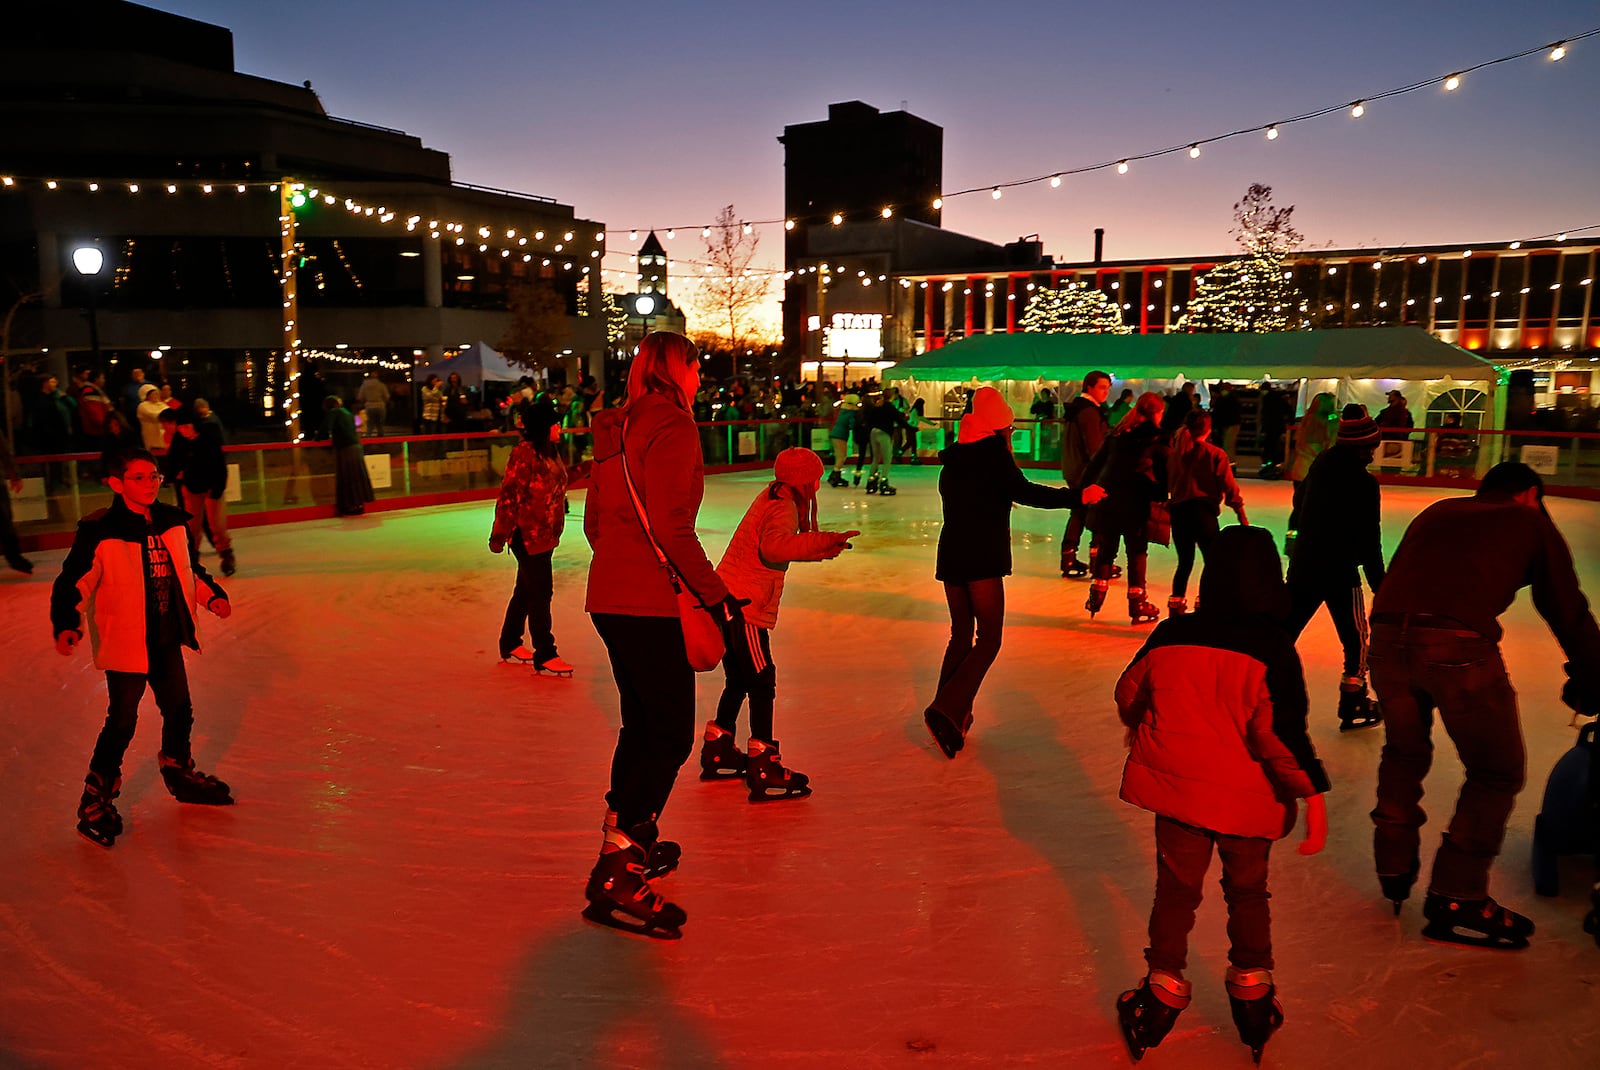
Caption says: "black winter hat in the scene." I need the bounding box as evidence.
[1337,403,1381,446]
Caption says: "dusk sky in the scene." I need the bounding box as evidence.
[156,1,1597,325]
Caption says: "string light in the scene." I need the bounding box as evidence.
[1445,74,1461,90]
[1117,160,1129,174]
[991,187,1002,199]
[1551,42,1567,60]
[1050,174,1062,187]
[1266,125,1279,140]
[932,197,943,210]
[1350,101,1366,117]
[1188,144,1201,158]
[881,207,893,218]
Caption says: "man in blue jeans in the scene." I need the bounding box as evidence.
[1368,462,1600,948]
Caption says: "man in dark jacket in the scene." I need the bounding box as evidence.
[1367,462,1600,948]
[1257,389,1292,478]
[162,405,234,576]
[1211,382,1242,463]
[1286,404,1385,729]
[1059,370,1111,578]
[1375,390,1414,441]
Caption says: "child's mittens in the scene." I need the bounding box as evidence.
[1296,794,1328,856]
[208,599,232,620]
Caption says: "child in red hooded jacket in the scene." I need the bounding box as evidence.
[699,447,858,801]
[1112,525,1329,1064]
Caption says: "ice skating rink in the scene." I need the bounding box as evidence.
[3,468,1599,1069]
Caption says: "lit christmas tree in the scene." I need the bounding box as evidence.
[1019,282,1131,334]
[1175,253,1310,332]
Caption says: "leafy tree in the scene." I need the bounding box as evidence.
[1019,282,1131,334]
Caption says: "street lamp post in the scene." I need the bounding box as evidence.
[71,245,105,367]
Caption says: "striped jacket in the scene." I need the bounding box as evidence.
[50,498,227,673]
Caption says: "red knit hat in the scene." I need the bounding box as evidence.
[772,447,823,531]
[1337,403,1381,446]
[957,386,1015,444]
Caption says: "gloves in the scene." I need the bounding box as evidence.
[711,593,749,627]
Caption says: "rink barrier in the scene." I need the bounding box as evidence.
[7,420,826,552]
[12,419,1600,551]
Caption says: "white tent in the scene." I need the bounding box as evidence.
[414,342,527,388]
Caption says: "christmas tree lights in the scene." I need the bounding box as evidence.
[1019,284,1132,335]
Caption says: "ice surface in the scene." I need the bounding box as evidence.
[2,469,1598,1068]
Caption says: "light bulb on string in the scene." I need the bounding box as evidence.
[1050,174,1061,187]
[665,230,674,239]
[1266,125,1279,140]
[991,187,1002,199]
[742,223,752,235]
[784,219,795,230]
[831,213,843,225]
[1351,101,1365,117]
[881,207,893,218]
[1117,160,1129,174]
[1551,42,1567,61]
[932,197,943,210]
[1444,74,1461,90]
[1188,144,1200,158]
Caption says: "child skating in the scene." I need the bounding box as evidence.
[51,448,234,847]
[490,399,572,675]
[700,447,857,800]
[1112,526,1328,1063]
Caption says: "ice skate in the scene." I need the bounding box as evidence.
[699,722,747,780]
[158,752,234,805]
[1378,856,1420,915]
[605,812,680,881]
[534,655,574,677]
[1337,678,1382,731]
[1421,893,1534,950]
[1085,579,1109,618]
[75,771,123,848]
[827,470,848,488]
[1225,968,1284,1065]
[6,553,35,574]
[219,548,237,577]
[1060,549,1088,579]
[745,739,812,802]
[581,842,686,940]
[852,470,862,486]
[1166,596,1188,617]
[865,475,879,495]
[501,645,536,664]
[1128,589,1161,625]
[1116,970,1191,1062]
[923,705,971,760]
[877,480,897,496]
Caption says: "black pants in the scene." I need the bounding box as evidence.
[1060,506,1087,560]
[499,533,557,661]
[1146,815,1274,975]
[90,643,194,779]
[591,613,697,829]
[931,578,1005,726]
[0,479,21,560]
[1368,623,1524,899]
[1287,570,1369,679]
[1169,499,1220,599]
[716,621,776,742]
[1093,527,1148,589]
[1288,479,1308,531]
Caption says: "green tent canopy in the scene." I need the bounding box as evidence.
[882,327,1499,384]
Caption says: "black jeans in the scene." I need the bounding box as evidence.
[716,621,776,742]
[1169,499,1219,598]
[90,643,194,779]
[1146,815,1274,975]
[1093,527,1148,589]
[1287,570,1369,679]
[591,613,697,829]
[1060,506,1087,560]
[499,533,556,661]
[1288,479,1308,531]
[931,578,1005,727]
[0,479,21,560]
[1368,623,1524,899]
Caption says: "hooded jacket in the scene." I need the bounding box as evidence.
[491,442,568,555]
[1116,613,1329,840]
[715,488,843,628]
[1287,443,1385,587]
[936,433,1081,583]
[50,497,227,673]
[584,393,729,616]
[1059,395,1109,487]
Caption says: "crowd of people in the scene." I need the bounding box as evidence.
[28,332,1600,1064]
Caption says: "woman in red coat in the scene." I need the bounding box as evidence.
[581,332,734,939]
[1112,525,1329,1063]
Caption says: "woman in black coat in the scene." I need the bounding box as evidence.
[1083,391,1167,623]
[924,387,1104,758]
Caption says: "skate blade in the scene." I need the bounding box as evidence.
[76,822,116,848]
[747,785,814,803]
[699,766,747,781]
[1339,716,1383,732]
[171,793,235,806]
[581,902,683,940]
[1421,922,1530,951]
[923,709,962,759]
[534,668,574,677]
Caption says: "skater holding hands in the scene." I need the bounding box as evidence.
[51,448,234,847]
[922,387,1104,758]
[1113,526,1328,1063]
[490,400,571,674]
[1165,409,1247,617]
[699,447,858,799]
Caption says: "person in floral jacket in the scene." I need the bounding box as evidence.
[490,400,570,673]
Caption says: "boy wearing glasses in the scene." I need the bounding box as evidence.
[51,448,234,847]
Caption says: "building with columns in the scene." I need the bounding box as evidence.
[2,0,605,437]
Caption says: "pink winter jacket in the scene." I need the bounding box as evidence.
[715,490,846,629]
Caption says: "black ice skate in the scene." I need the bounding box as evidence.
[158,752,234,805]
[877,480,898,496]
[1166,596,1188,617]
[1378,856,1420,915]
[219,548,237,577]
[7,552,35,574]
[827,470,848,488]
[1337,678,1382,731]
[1421,893,1534,950]
[1225,967,1284,1065]
[1128,589,1161,625]
[745,739,812,802]
[699,722,748,780]
[1060,549,1089,579]
[922,706,971,760]
[1116,970,1191,1062]
[852,470,862,486]
[534,655,574,677]
[608,813,681,880]
[1085,579,1109,618]
[582,842,686,939]
[865,475,879,495]
[76,771,123,848]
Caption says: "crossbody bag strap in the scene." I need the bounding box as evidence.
[619,412,713,608]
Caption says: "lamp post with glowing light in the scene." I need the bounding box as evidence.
[72,245,105,367]
[633,293,657,343]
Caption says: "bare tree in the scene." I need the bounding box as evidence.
[692,205,771,351]
[497,280,572,372]
[1230,183,1304,256]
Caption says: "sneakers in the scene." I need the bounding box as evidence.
[158,752,234,805]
